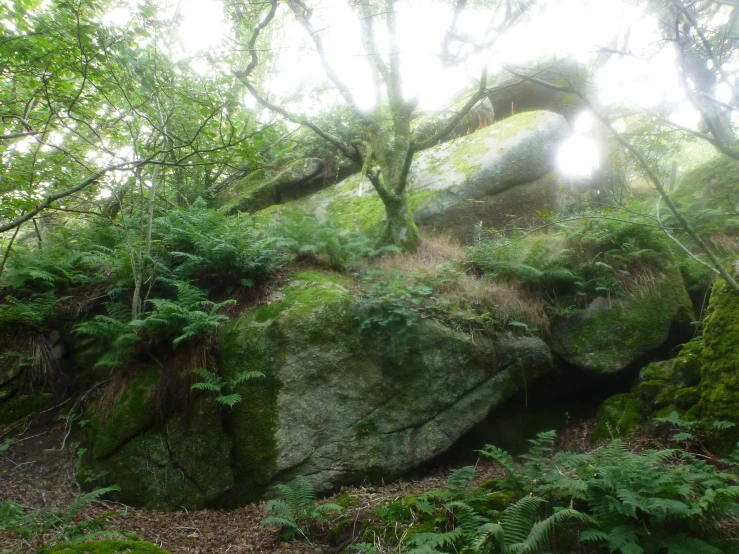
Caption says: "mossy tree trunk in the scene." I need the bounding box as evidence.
[383,192,421,250]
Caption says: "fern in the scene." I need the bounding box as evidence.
[190,367,264,408]
[261,476,342,540]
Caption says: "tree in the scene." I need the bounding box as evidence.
[0,0,273,292]
[234,0,537,249]
[499,0,739,291]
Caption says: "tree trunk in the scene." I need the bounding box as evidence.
[383,194,421,250]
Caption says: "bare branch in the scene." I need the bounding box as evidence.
[0,158,150,234]
[412,65,489,152]
[501,64,739,293]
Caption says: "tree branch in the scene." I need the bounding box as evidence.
[501,64,739,293]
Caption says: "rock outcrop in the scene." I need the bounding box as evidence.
[591,276,739,451]
[263,111,573,240]
[551,266,694,374]
[81,271,554,508]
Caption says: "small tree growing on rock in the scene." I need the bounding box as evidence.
[235,0,537,250]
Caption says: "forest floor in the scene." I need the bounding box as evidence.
[0,418,598,554]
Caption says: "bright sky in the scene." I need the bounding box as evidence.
[94,0,730,178]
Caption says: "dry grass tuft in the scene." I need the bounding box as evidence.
[368,234,549,332]
[440,277,549,333]
[371,234,465,274]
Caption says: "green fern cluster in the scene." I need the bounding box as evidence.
[480,431,739,553]
[270,210,400,268]
[0,486,119,546]
[261,476,343,540]
[467,216,675,307]
[190,367,264,407]
[354,464,587,554]
[75,281,236,368]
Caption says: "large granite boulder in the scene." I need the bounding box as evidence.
[263,111,572,239]
[551,266,694,374]
[215,158,323,214]
[673,155,739,213]
[217,271,553,503]
[81,271,554,508]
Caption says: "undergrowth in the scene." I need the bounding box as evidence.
[322,430,739,554]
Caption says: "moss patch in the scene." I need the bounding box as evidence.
[552,267,694,373]
[87,367,160,459]
[46,540,171,553]
[697,278,739,452]
[0,393,52,425]
[673,155,739,212]
[87,428,205,509]
[591,393,645,441]
[218,158,322,214]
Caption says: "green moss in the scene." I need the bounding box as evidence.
[166,398,233,502]
[216,324,280,505]
[639,360,674,383]
[652,384,679,408]
[591,394,645,441]
[327,193,386,233]
[46,540,171,553]
[697,278,739,452]
[633,380,666,402]
[554,267,694,373]
[87,367,160,459]
[252,271,350,323]
[218,158,322,214]
[671,340,703,387]
[487,490,517,510]
[673,155,739,212]
[87,428,205,509]
[0,393,52,424]
[214,272,352,505]
[674,386,700,408]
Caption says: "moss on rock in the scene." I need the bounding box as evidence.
[86,367,160,459]
[591,393,645,441]
[166,398,233,502]
[88,428,205,509]
[552,267,694,374]
[217,158,323,214]
[0,393,52,425]
[673,155,739,212]
[697,278,739,452]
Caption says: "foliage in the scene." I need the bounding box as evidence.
[467,217,673,306]
[353,463,588,554]
[260,476,343,540]
[270,210,400,268]
[0,486,119,547]
[480,431,739,553]
[190,367,264,407]
[355,268,441,338]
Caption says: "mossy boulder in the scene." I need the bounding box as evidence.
[86,367,160,459]
[696,278,739,452]
[216,158,323,214]
[215,271,554,503]
[0,392,53,425]
[81,369,233,509]
[83,396,233,509]
[591,393,646,440]
[673,155,739,213]
[46,540,171,553]
[260,111,571,239]
[551,267,694,374]
[591,339,705,441]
